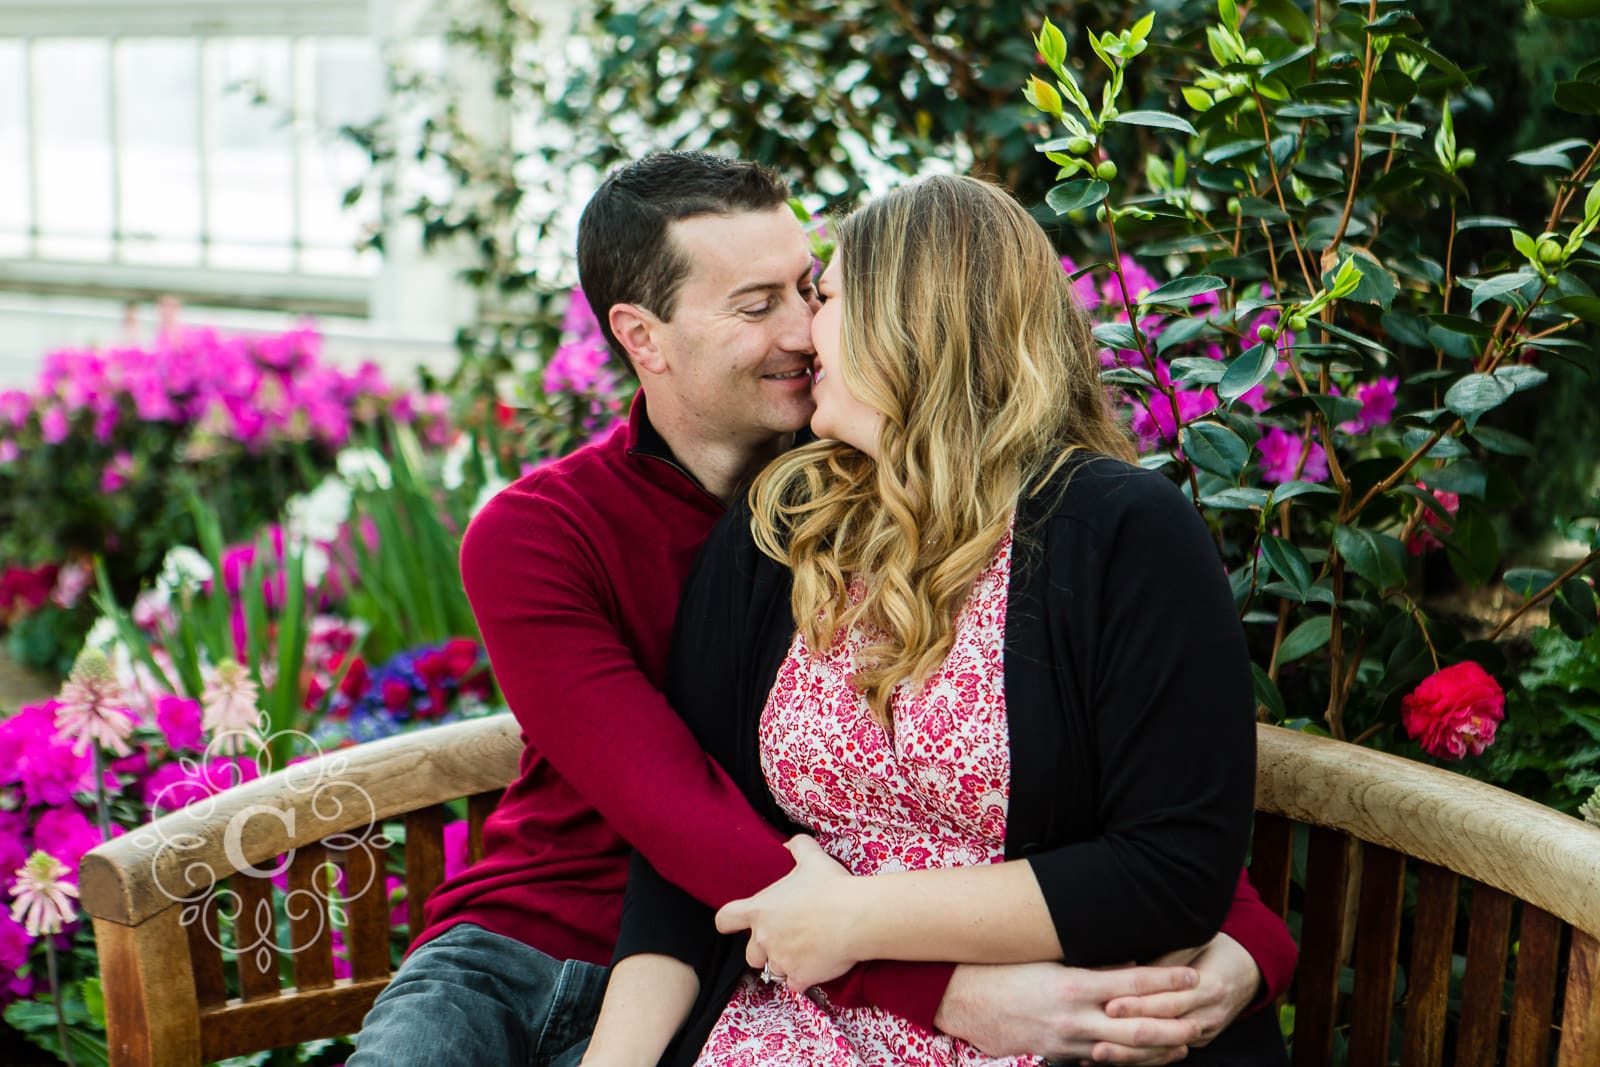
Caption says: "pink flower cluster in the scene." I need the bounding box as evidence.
[0,324,452,460]
[542,289,629,437]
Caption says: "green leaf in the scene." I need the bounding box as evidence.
[1275,615,1334,667]
[1424,461,1488,499]
[1320,248,1395,308]
[1457,215,1520,232]
[1218,342,1278,403]
[1505,567,1560,598]
[1365,9,1424,35]
[1443,373,1515,430]
[1270,480,1341,506]
[1278,103,1355,119]
[1169,356,1228,385]
[1139,275,1228,306]
[1093,322,1140,350]
[1555,295,1600,323]
[1510,146,1583,169]
[1046,179,1111,215]
[1182,421,1250,479]
[1468,425,1536,456]
[1400,428,1469,459]
[1334,525,1407,592]
[1252,662,1288,719]
[1200,487,1273,510]
[1555,80,1600,115]
[1262,535,1314,600]
[1219,0,1241,31]
[1469,269,1540,312]
[1444,506,1500,588]
[1493,364,1549,392]
[1533,0,1600,19]
[1552,578,1599,639]
[1109,110,1199,136]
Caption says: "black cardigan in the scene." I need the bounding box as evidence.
[616,454,1282,1064]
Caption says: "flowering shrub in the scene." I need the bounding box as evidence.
[0,323,452,678]
[1020,5,1599,785]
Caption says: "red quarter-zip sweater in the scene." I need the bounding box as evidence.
[418,393,1296,1032]
[416,394,951,1028]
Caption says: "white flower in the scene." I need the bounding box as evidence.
[472,474,511,519]
[301,543,330,591]
[9,852,79,937]
[440,434,474,491]
[49,561,92,609]
[132,585,174,634]
[83,615,120,653]
[157,546,215,593]
[336,447,392,490]
[286,476,354,545]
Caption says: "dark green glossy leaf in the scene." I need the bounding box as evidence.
[1552,578,1599,640]
[1393,483,1458,523]
[1102,367,1161,388]
[1400,428,1469,459]
[1182,421,1250,479]
[1468,425,1536,456]
[1555,80,1600,116]
[1455,215,1520,232]
[1510,146,1584,169]
[1201,487,1273,510]
[1203,139,1268,164]
[1334,525,1408,592]
[1093,322,1140,350]
[1278,103,1355,119]
[1109,110,1199,135]
[1156,317,1214,353]
[1555,295,1600,323]
[1270,480,1341,506]
[1533,0,1600,19]
[1251,662,1287,720]
[1140,275,1228,306]
[1424,461,1488,499]
[1219,342,1279,402]
[1443,373,1515,430]
[1046,179,1111,215]
[1263,393,1365,425]
[1443,506,1499,588]
[1365,9,1424,35]
[1493,364,1549,393]
[1170,356,1228,385]
[1469,269,1540,312]
[1320,248,1398,309]
[1275,614,1334,666]
[1262,534,1314,600]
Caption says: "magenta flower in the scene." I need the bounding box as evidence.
[143,756,261,813]
[0,911,32,1004]
[0,439,16,464]
[1257,427,1330,484]
[0,703,103,807]
[31,807,118,874]
[1340,377,1400,434]
[0,390,29,429]
[1407,481,1461,555]
[99,451,136,494]
[155,694,205,752]
[39,407,69,444]
[0,812,29,890]
[1057,256,1103,309]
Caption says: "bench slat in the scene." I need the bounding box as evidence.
[185,892,228,1010]
[1250,812,1294,919]
[1402,862,1458,1067]
[404,805,448,946]
[1292,825,1348,1067]
[287,843,335,992]
[232,870,282,1002]
[1507,904,1562,1067]
[1456,883,1514,1067]
[1558,929,1600,1066]
[1347,844,1405,1066]
[468,790,500,865]
[343,838,394,982]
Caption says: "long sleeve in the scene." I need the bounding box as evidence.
[1222,869,1298,1008]
[1018,463,1259,967]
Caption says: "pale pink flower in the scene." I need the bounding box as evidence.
[49,560,92,610]
[54,648,138,758]
[202,660,262,753]
[8,851,79,937]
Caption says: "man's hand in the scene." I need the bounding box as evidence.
[1105,933,1263,1048]
[934,961,1204,1065]
[715,835,861,991]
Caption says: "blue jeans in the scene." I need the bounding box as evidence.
[348,923,607,1067]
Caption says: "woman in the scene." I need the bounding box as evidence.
[586,174,1289,1066]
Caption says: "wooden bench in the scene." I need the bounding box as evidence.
[80,719,1600,1065]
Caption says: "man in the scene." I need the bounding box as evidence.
[350,151,1294,1067]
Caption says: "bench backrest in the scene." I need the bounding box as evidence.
[80,720,1600,1065]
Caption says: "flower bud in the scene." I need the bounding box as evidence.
[1096,160,1119,181]
[1257,324,1277,343]
[1456,148,1476,168]
[1536,235,1564,265]
[1244,47,1266,64]
[1287,313,1309,333]
[1067,137,1093,155]
[1226,197,1242,214]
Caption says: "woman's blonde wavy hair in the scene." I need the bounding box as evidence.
[749,174,1136,730]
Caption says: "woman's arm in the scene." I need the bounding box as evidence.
[580,954,699,1067]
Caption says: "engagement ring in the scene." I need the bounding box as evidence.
[760,962,783,984]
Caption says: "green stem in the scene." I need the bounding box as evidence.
[92,747,111,842]
[46,940,77,1067]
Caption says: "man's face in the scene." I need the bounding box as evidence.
[648,206,820,444]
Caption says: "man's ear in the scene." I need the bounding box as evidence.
[610,303,668,377]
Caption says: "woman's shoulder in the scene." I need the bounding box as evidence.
[1027,450,1198,533]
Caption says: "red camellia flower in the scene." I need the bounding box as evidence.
[443,638,481,679]
[381,678,412,712]
[1400,661,1505,760]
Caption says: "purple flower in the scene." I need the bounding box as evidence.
[31,806,117,874]
[1340,377,1399,434]
[143,756,261,813]
[0,439,16,464]
[1129,374,1219,448]
[1257,427,1330,484]
[0,703,103,808]
[155,694,205,752]
[1057,256,1103,310]
[100,451,136,494]
[0,812,30,891]
[0,391,30,429]
[0,910,33,1004]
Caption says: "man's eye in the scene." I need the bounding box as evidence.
[741,301,775,317]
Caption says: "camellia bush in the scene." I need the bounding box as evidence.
[1016,2,1600,806]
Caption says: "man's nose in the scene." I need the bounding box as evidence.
[780,292,817,352]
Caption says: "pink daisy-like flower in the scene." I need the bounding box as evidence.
[8,851,79,937]
[202,660,263,753]
[54,649,138,758]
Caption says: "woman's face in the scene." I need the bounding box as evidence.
[809,255,885,458]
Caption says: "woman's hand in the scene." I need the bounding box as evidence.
[714,835,862,991]
[1103,932,1263,1047]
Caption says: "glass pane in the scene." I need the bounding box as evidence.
[300,37,383,275]
[116,39,203,267]
[33,39,112,260]
[207,37,293,271]
[0,41,29,258]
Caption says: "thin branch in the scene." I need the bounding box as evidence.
[1327,0,1380,254]
[1251,89,1316,292]
[1487,549,1600,642]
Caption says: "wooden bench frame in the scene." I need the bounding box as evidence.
[80,719,1600,1065]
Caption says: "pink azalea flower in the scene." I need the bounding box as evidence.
[39,407,69,444]
[155,694,205,751]
[1407,481,1461,555]
[0,703,103,807]
[0,910,32,1003]
[1340,377,1400,434]
[8,851,79,937]
[31,807,119,874]
[49,561,91,610]
[0,390,30,429]
[0,812,29,889]
[0,439,17,464]
[1256,427,1330,484]
[99,451,136,494]
[143,756,262,813]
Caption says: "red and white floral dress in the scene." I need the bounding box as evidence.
[695,524,1042,1067]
